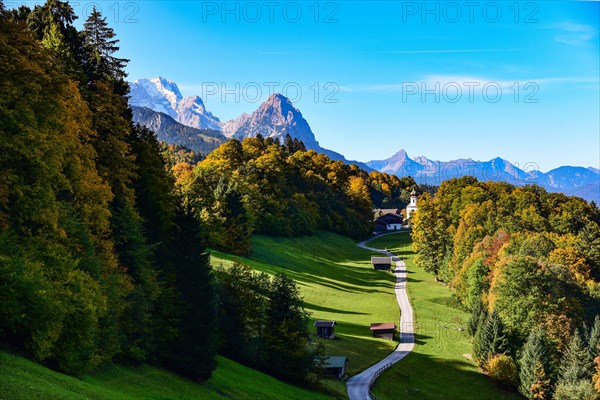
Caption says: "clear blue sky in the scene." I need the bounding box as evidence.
[21,0,600,171]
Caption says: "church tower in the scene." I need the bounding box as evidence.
[406,189,418,219]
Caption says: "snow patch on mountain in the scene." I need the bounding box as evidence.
[129,77,221,130]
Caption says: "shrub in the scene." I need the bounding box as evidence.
[485,353,518,386]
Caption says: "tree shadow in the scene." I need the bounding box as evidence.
[371,351,523,400]
[305,302,369,315]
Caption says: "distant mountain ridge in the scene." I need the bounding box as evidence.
[367,150,600,203]
[129,77,598,202]
[129,77,371,171]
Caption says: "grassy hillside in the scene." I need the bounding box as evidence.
[0,352,330,400]
[211,232,400,396]
[368,233,523,400]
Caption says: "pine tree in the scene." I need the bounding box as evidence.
[519,328,553,399]
[587,316,600,360]
[165,205,218,380]
[558,330,595,385]
[468,299,485,337]
[474,309,509,365]
[263,273,312,383]
[82,7,128,83]
[473,307,489,360]
[26,0,84,78]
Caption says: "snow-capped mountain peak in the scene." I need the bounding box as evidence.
[149,77,183,107]
[129,77,221,131]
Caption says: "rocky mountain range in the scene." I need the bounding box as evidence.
[129,77,370,170]
[367,150,600,202]
[131,106,226,155]
[129,77,599,203]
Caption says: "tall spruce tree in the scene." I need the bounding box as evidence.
[263,273,312,383]
[82,7,128,84]
[165,205,218,380]
[558,330,595,385]
[519,328,553,399]
[474,309,508,364]
[468,299,485,337]
[587,316,600,360]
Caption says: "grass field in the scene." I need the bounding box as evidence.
[211,232,400,397]
[0,352,331,400]
[368,232,523,400]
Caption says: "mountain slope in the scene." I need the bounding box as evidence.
[221,93,321,149]
[0,352,328,400]
[132,106,226,155]
[221,93,372,170]
[368,150,600,202]
[129,77,371,170]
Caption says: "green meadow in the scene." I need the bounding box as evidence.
[211,232,400,397]
[0,352,330,400]
[368,232,523,400]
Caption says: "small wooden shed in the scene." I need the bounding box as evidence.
[371,256,392,270]
[314,320,336,339]
[370,322,396,340]
[323,356,348,379]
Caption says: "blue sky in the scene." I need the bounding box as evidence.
[17,0,600,171]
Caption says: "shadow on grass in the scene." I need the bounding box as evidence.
[305,302,369,316]
[372,351,523,400]
[213,236,401,295]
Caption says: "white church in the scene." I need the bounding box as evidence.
[406,190,418,219]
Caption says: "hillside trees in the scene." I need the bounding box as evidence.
[173,135,415,254]
[0,2,218,380]
[216,265,316,383]
[411,177,600,395]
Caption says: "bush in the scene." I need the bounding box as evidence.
[485,354,518,386]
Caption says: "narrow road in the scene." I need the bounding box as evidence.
[346,232,415,400]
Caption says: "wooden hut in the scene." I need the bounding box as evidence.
[323,356,348,379]
[314,320,336,339]
[371,256,392,270]
[370,323,396,340]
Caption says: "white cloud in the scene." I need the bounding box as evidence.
[553,22,596,45]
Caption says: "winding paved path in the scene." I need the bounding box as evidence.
[346,232,415,400]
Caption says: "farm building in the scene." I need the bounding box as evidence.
[314,320,336,339]
[323,356,348,379]
[370,323,396,340]
[371,256,392,270]
[373,212,404,232]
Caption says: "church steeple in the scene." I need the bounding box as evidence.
[406,189,418,219]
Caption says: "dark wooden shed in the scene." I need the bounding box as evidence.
[370,322,396,340]
[371,256,392,270]
[314,320,336,339]
[323,356,348,379]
